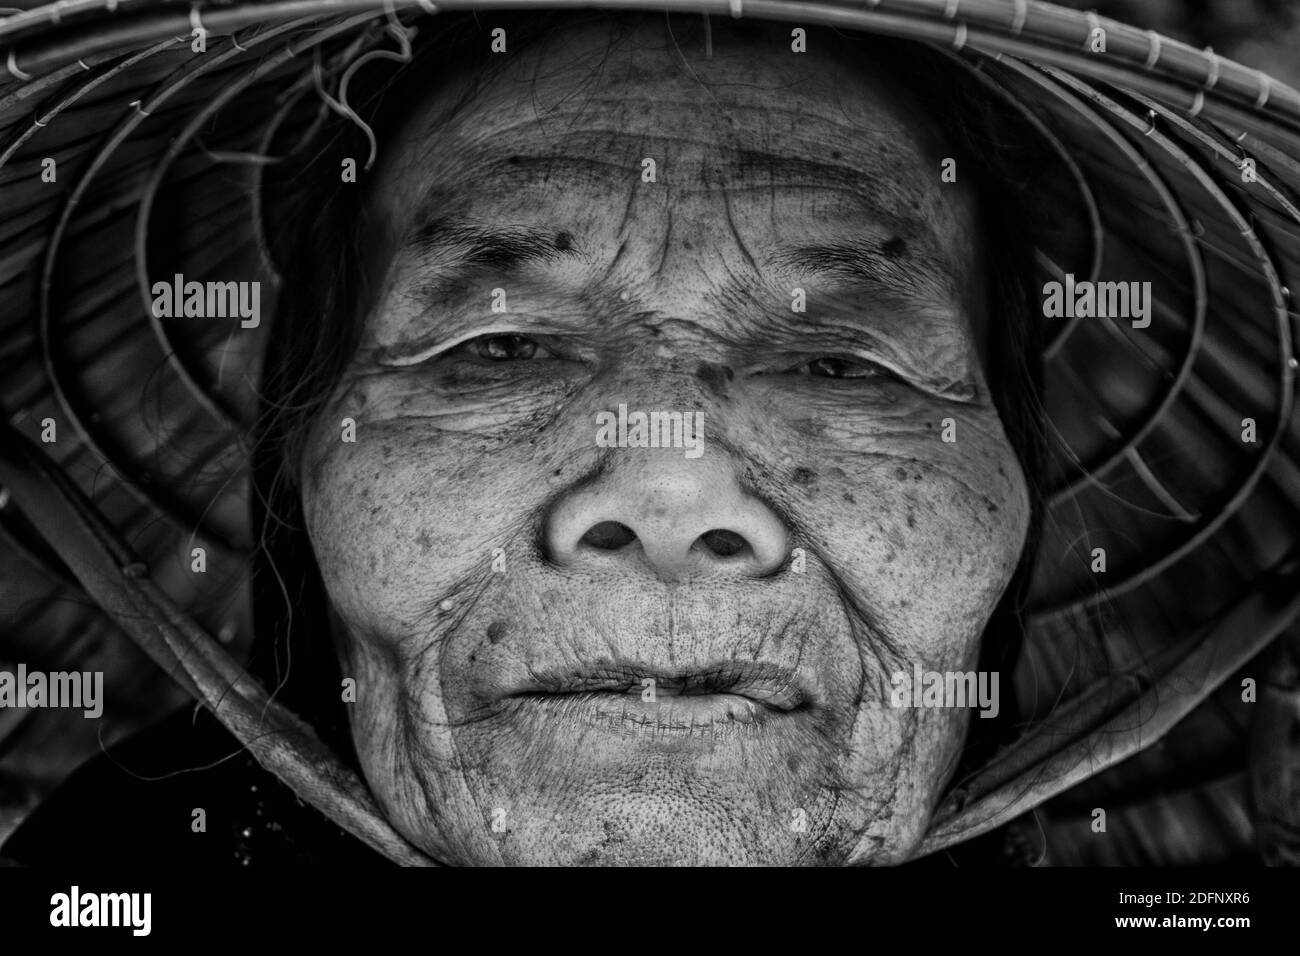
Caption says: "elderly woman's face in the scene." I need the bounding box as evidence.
[300,20,1030,865]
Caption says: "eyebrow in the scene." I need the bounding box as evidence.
[768,241,955,307]
[404,214,583,272]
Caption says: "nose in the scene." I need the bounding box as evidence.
[544,453,790,582]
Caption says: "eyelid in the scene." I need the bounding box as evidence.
[771,351,978,404]
[772,350,905,382]
[850,352,978,403]
[845,352,914,385]
[373,325,530,368]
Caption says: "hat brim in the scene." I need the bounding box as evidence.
[2,0,1299,865]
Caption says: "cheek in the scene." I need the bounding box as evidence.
[299,416,486,642]
[298,378,572,642]
[774,398,1029,661]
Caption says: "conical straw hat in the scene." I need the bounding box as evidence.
[1,0,1298,866]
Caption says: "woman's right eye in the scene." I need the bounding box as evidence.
[453,334,549,362]
[799,356,896,380]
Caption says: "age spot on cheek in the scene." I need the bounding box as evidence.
[695,361,734,398]
[792,467,817,488]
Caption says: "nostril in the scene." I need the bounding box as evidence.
[696,529,750,559]
[581,521,637,551]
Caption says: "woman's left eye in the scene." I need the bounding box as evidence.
[458,334,548,361]
[796,356,896,380]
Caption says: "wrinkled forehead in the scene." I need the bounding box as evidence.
[368,18,980,294]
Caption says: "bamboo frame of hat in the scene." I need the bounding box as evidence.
[2,0,1300,861]
[1003,61,1297,621]
[9,17,377,562]
[132,18,386,432]
[3,0,1300,134]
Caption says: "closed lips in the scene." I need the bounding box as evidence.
[501,663,809,733]
[508,662,804,707]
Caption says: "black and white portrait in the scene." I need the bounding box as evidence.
[1,0,1298,885]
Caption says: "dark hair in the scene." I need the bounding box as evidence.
[250,12,1052,851]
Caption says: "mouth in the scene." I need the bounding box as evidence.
[499,662,808,737]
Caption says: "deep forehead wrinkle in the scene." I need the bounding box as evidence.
[395,183,957,314]
[403,147,946,258]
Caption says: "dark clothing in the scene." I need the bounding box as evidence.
[6,707,1023,867]
[3,707,391,867]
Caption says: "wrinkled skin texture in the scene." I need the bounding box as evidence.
[300,19,1031,865]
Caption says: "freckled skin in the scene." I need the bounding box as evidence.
[300,20,1030,865]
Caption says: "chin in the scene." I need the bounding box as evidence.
[353,679,947,867]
